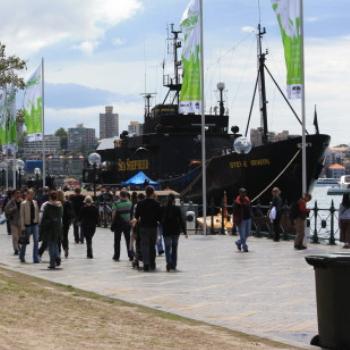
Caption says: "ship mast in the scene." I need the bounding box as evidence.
[257,24,269,144]
[163,24,182,105]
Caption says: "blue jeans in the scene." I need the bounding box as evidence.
[164,235,179,269]
[20,224,40,263]
[48,240,60,267]
[236,219,251,251]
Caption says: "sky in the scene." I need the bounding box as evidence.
[1,0,349,144]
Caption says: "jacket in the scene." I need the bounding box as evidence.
[40,201,63,242]
[70,194,85,218]
[4,199,21,227]
[161,205,186,236]
[20,200,39,230]
[79,204,99,231]
[63,200,74,226]
[233,196,251,225]
[135,198,161,228]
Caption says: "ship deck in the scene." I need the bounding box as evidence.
[0,227,342,349]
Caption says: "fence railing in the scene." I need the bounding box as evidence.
[182,201,340,245]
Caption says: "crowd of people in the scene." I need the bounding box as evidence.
[1,185,188,271]
[1,183,348,271]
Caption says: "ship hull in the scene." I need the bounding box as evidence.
[89,133,330,205]
[179,134,330,204]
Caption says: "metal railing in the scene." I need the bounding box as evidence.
[182,201,340,245]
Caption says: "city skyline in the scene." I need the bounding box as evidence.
[2,0,349,144]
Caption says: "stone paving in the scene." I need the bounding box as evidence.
[0,226,343,349]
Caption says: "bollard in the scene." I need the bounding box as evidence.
[312,201,319,244]
[210,201,215,235]
[221,204,225,235]
[329,200,336,246]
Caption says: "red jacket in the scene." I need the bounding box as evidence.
[233,196,251,225]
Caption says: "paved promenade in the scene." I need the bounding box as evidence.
[0,226,342,349]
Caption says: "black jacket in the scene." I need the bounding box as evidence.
[161,205,186,236]
[70,194,85,218]
[62,200,74,226]
[135,198,161,228]
[79,204,99,231]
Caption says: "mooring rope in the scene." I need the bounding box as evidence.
[251,149,301,203]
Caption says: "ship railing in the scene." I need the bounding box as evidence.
[182,201,340,245]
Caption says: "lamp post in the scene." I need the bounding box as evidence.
[88,152,102,199]
[16,159,25,189]
[0,161,8,190]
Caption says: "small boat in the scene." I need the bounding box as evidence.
[316,178,338,185]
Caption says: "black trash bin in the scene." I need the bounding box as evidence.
[306,253,350,349]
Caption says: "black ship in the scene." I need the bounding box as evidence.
[84,25,330,205]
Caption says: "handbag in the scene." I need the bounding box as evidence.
[18,232,29,245]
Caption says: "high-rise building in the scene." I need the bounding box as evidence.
[100,106,119,139]
[68,124,96,153]
[128,121,143,136]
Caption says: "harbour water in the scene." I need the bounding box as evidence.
[311,184,342,209]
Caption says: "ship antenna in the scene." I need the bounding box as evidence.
[257,23,269,144]
[162,24,182,105]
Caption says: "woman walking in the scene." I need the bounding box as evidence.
[4,190,22,255]
[162,193,187,272]
[40,191,63,269]
[79,196,99,258]
[58,191,74,258]
[339,193,350,248]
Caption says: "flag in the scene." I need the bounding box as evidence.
[272,0,303,99]
[313,105,319,134]
[0,85,17,153]
[23,63,43,141]
[0,88,6,146]
[179,0,201,114]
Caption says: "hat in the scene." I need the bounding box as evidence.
[239,187,247,194]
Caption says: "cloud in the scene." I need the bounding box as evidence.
[75,41,99,55]
[241,26,256,33]
[0,0,142,55]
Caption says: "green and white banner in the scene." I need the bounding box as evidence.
[272,0,303,99]
[179,0,201,114]
[0,85,17,153]
[23,63,43,141]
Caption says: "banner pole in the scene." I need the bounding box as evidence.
[199,0,207,235]
[41,57,46,188]
[300,0,307,195]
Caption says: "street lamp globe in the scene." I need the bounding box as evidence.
[88,152,102,167]
[217,82,225,91]
[34,167,41,176]
[16,159,25,171]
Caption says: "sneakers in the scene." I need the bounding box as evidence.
[235,241,241,251]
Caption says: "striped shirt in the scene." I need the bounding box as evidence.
[113,199,132,222]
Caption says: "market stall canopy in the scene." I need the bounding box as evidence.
[121,171,158,186]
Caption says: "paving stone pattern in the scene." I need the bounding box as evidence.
[0,226,342,348]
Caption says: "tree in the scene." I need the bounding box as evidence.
[55,127,68,149]
[0,43,26,89]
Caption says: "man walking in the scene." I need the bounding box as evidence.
[233,188,252,253]
[112,190,133,261]
[293,193,312,250]
[19,189,40,263]
[135,186,161,271]
[4,190,22,255]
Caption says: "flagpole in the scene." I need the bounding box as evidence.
[199,0,207,235]
[300,0,307,195]
[41,57,46,188]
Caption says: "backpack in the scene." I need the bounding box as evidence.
[289,201,300,221]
